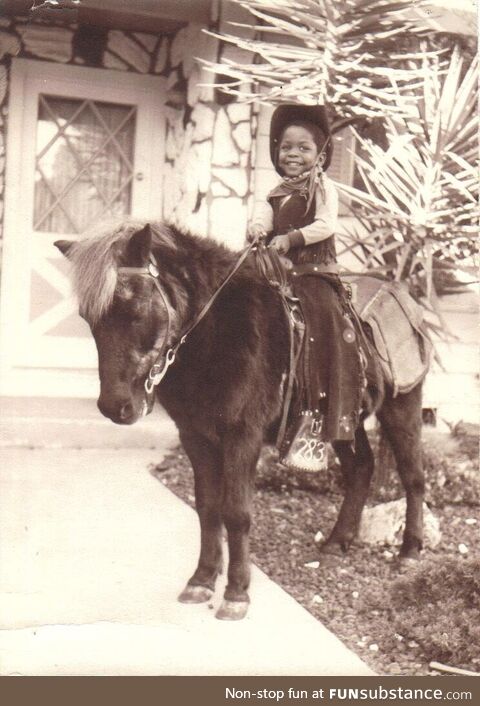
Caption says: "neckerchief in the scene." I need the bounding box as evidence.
[269,159,327,216]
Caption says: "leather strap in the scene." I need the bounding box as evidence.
[118,257,175,400]
[254,243,290,289]
[290,263,390,281]
[172,241,255,354]
[251,245,305,447]
[290,262,339,277]
[275,301,305,447]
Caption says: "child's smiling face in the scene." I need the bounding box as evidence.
[278,124,320,177]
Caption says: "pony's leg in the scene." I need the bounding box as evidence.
[322,425,374,554]
[178,430,223,604]
[377,383,424,559]
[216,427,261,621]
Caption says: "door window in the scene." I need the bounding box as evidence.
[34,95,136,233]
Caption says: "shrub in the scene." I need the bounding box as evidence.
[421,430,479,507]
[389,558,480,668]
[370,427,479,507]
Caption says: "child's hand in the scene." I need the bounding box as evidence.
[247,223,268,243]
[269,234,290,255]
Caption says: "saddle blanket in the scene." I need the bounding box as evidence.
[347,277,432,396]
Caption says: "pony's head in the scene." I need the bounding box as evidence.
[55,220,182,424]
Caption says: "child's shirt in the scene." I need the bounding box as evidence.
[251,175,338,245]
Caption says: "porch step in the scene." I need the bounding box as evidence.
[0,397,177,450]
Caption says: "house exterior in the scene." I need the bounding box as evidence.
[0,0,477,424]
[0,0,258,398]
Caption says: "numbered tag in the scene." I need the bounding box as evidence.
[282,412,329,472]
[288,435,328,472]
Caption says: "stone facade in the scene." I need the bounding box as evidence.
[160,10,255,249]
[0,6,255,253]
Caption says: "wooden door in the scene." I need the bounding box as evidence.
[0,59,165,396]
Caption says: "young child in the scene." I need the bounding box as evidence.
[248,104,362,443]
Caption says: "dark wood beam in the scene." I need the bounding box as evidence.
[0,1,211,33]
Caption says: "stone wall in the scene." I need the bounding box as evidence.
[0,17,16,246]
[0,3,255,252]
[161,2,255,249]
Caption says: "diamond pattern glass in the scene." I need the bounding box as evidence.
[34,95,136,233]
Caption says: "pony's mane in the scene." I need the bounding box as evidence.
[69,218,178,324]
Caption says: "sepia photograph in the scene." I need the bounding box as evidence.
[0,0,478,683]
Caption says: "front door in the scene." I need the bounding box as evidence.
[0,59,165,396]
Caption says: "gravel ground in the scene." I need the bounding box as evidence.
[151,438,479,676]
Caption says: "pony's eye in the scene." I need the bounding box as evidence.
[114,287,148,314]
[128,303,148,323]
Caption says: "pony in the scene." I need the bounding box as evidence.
[55,219,426,621]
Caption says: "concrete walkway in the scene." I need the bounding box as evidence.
[0,399,373,676]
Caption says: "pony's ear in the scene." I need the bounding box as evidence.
[54,240,76,259]
[126,224,152,266]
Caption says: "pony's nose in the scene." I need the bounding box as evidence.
[97,397,134,423]
[119,400,134,421]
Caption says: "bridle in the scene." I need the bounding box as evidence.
[117,240,258,409]
[117,257,175,404]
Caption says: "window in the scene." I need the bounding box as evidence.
[34,95,136,233]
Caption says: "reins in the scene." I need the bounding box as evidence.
[118,238,259,406]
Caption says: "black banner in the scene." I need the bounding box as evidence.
[1,676,479,706]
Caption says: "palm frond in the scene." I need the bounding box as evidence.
[332,49,478,333]
[204,0,438,117]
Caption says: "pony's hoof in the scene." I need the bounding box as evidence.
[399,547,421,561]
[178,584,213,604]
[215,599,249,621]
[398,555,420,571]
[317,552,339,569]
[321,540,347,557]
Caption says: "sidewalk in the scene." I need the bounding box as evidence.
[0,399,373,676]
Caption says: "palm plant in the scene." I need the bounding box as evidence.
[335,46,478,336]
[205,0,437,119]
[206,1,477,337]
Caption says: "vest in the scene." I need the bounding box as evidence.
[268,191,336,265]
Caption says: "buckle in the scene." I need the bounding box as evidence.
[144,348,176,393]
[311,416,323,436]
[148,262,159,278]
[149,363,163,379]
